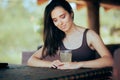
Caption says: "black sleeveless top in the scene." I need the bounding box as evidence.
[60,29,96,62]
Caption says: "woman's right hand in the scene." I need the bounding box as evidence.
[51,60,63,69]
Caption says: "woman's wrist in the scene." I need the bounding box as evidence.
[78,62,84,68]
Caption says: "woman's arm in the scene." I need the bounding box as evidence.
[27,47,52,67]
[82,29,113,68]
[27,47,63,68]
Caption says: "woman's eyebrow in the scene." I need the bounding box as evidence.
[60,13,65,17]
[51,12,66,19]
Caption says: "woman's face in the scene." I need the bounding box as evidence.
[51,6,73,32]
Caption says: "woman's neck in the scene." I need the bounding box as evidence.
[65,24,79,36]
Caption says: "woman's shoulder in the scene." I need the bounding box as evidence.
[77,26,98,36]
[86,29,99,37]
[86,29,102,45]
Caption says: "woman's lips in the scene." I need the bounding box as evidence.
[61,25,66,30]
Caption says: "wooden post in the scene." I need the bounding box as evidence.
[86,1,100,35]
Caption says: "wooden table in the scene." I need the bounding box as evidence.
[0,64,112,80]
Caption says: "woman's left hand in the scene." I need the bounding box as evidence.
[57,62,83,69]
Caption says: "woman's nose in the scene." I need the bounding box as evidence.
[58,20,63,25]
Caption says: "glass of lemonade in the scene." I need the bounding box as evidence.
[60,50,72,62]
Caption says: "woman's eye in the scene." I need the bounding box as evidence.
[61,15,65,19]
[53,19,57,22]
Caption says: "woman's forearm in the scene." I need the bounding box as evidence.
[27,57,52,68]
[79,56,113,68]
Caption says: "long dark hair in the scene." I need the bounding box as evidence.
[42,0,73,58]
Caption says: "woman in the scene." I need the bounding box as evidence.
[27,0,113,69]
